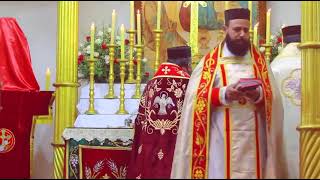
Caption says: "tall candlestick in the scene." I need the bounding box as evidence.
[225,1,229,10]
[120,24,125,59]
[45,67,51,91]
[253,22,259,47]
[248,1,252,28]
[111,9,116,44]
[90,23,95,60]
[137,10,141,45]
[156,1,161,30]
[130,1,135,30]
[266,8,271,44]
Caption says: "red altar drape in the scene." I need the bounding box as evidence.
[0,17,39,92]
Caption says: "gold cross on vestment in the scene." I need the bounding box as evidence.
[0,129,11,143]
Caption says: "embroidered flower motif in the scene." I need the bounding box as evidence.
[70,154,79,168]
[136,174,141,179]
[282,69,301,106]
[194,169,204,178]
[196,99,206,112]
[157,149,164,160]
[174,88,183,98]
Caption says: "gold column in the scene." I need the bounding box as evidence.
[298,1,320,179]
[53,1,79,179]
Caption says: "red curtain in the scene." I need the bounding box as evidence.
[0,17,39,92]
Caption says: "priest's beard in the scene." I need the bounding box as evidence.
[225,34,250,56]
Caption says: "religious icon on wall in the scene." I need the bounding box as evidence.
[135,1,265,72]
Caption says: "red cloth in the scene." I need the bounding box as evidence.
[127,63,190,179]
[0,90,53,179]
[0,17,39,92]
[79,146,131,179]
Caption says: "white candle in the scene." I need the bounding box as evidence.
[120,24,125,59]
[137,10,141,45]
[45,67,51,91]
[130,1,135,30]
[266,8,271,44]
[111,9,116,44]
[253,22,259,47]
[90,23,95,60]
[156,1,161,30]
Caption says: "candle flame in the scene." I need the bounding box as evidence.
[268,8,271,13]
[255,22,259,28]
[46,67,51,74]
[137,9,140,14]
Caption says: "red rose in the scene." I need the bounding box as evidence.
[133,59,137,65]
[145,72,150,77]
[78,54,85,64]
[125,39,130,45]
[86,36,91,42]
[101,42,108,50]
[114,58,119,64]
[277,37,282,43]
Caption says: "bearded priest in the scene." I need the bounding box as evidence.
[171,8,287,179]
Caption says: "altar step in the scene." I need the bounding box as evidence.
[75,83,147,128]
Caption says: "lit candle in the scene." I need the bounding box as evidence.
[248,1,252,28]
[225,1,229,10]
[120,24,125,59]
[266,8,271,44]
[137,10,141,45]
[156,1,161,30]
[130,1,135,30]
[111,9,116,44]
[253,22,259,47]
[45,67,51,91]
[90,23,95,61]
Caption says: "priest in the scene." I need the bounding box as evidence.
[127,46,192,179]
[171,8,287,179]
[271,25,301,179]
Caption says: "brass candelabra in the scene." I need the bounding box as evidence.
[104,44,118,99]
[132,44,143,99]
[261,43,273,65]
[153,29,163,73]
[126,29,137,84]
[85,57,97,115]
[116,58,129,114]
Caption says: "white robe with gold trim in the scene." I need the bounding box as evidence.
[171,44,287,179]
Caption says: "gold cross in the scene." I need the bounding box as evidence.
[0,129,11,143]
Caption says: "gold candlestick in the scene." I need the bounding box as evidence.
[85,57,97,115]
[125,30,136,83]
[132,44,143,99]
[116,58,129,114]
[104,44,118,99]
[261,43,273,65]
[250,29,253,44]
[153,29,163,73]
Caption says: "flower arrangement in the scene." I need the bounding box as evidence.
[258,27,284,63]
[78,26,150,83]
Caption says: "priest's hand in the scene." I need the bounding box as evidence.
[225,82,245,102]
[243,87,261,102]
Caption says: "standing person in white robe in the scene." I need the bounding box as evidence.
[171,8,287,179]
[270,25,301,179]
